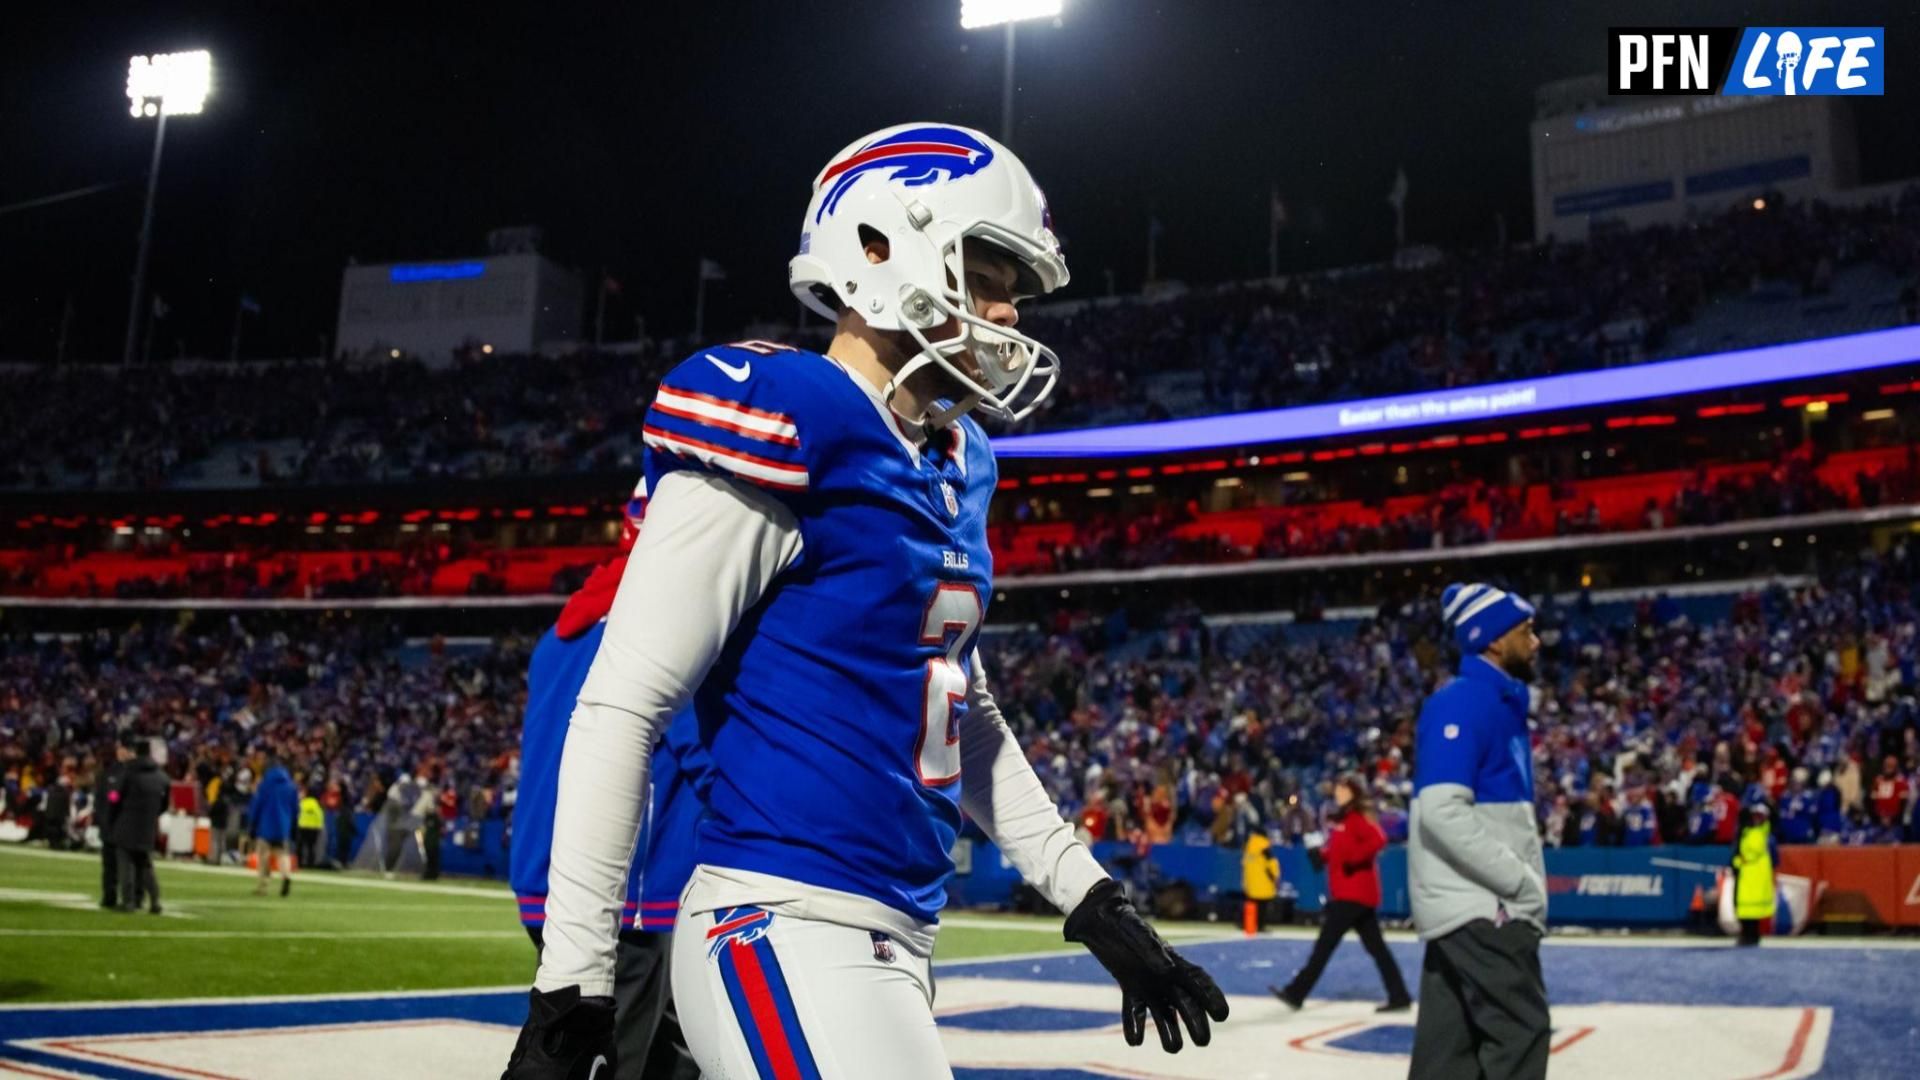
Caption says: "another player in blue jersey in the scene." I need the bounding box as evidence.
[504,124,1226,1080]
[508,484,704,1080]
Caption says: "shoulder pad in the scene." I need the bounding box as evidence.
[644,343,835,494]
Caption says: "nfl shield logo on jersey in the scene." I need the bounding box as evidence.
[941,481,959,518]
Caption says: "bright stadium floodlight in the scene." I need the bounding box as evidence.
[959,0,1062,29]
[961,2,1062,146]
[121,50,212,366]
[126,50,212,117]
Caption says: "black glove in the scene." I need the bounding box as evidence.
[501,986,616,1080]
[1063,879,1230,1052]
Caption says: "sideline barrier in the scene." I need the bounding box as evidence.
[947,840,1920,927]
[1777,844,1920,928]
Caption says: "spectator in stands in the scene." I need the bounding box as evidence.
[1272,773,1412,1013]
[111,737,169,915]
[1870,755,1910,828]
[249,754,298,897]
[1621,787,1659,847]
[1777,769,1817,844]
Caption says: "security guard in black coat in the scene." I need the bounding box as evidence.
[94,734,137,907]
[111,737,171,914]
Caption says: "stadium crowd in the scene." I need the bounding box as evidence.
[3,539,1916,864]
[1002,447,1910,575]
[2,194,1916,492]
[983,538,1920,851]
[0,612,532,866]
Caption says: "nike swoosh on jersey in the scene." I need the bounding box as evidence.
[707,354,752,382]
[588,1055,608,1080]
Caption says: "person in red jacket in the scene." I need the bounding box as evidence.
[1272,774,1413,1012]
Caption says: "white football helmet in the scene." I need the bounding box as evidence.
[789,123,1068,425]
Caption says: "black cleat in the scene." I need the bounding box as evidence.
[281,878,292,897]
[1377,999,1412,1013]
[1270,985,1304,1011]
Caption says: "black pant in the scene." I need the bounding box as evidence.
[100,841,119,905]
[333,811,356,866]
[1410,919,1550,1080]
[1738,917,1763,945]
[1282,899,1411,1004]
[296,827,321,870]
[117,848,159,911]
[529,928,700,1080]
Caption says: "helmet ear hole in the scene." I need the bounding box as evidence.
[857,225,891,263]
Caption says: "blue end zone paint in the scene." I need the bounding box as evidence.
[3,938,1916,1078]
[1326,1024,1416,1053]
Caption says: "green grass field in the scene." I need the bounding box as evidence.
[0,845,1124,1005]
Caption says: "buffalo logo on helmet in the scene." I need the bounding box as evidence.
[815,126,996,223]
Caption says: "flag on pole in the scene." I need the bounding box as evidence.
[1387,167,1409,211]
[239,294,262,315]
[151,295,170,319]
[698,258,727,282]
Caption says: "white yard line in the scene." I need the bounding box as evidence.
[0,846,505,898]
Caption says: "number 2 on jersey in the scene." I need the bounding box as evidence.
[915,582,982,787]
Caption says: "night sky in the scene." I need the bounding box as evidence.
[3,1,1916,363]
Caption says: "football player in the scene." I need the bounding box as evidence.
[506,483,705,1080]
[506,123,1227,1080]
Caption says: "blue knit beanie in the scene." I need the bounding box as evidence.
[1441,582,1535,653]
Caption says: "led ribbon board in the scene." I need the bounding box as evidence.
[992,325,1920,458]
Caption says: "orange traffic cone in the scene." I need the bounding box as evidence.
[1243,900,1259,937]
[1690,883,1706,914]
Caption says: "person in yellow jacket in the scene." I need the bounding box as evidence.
[1242,830,1280,932]
[295,791,326,872]
[1731,804,1777,946]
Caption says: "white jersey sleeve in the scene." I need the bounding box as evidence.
[536,469,804,996]
[957,649,1110,916]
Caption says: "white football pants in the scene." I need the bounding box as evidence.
[672,904,950,1080]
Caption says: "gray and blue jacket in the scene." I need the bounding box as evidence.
[1408,655,1547,939]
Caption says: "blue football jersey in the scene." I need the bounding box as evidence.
[642,341,997,924]
[512,620,705,932]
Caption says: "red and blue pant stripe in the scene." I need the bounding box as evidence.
[715,920,821,1080]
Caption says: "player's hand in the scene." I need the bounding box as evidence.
[1063,879,1230,1053]
[501,986,615,1080]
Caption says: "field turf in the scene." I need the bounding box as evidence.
[0,845,1106,1004]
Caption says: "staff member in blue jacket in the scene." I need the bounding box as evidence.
[508,486,704,1080]
[1409,582,1550,1080]
[249,754,300,897]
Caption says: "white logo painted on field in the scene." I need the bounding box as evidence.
[1444,724,1460,740]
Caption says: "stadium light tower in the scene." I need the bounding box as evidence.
[960,0,1062,146]
[121,50,212,367]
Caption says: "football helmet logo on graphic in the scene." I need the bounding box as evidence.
[790,122,1069,426]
